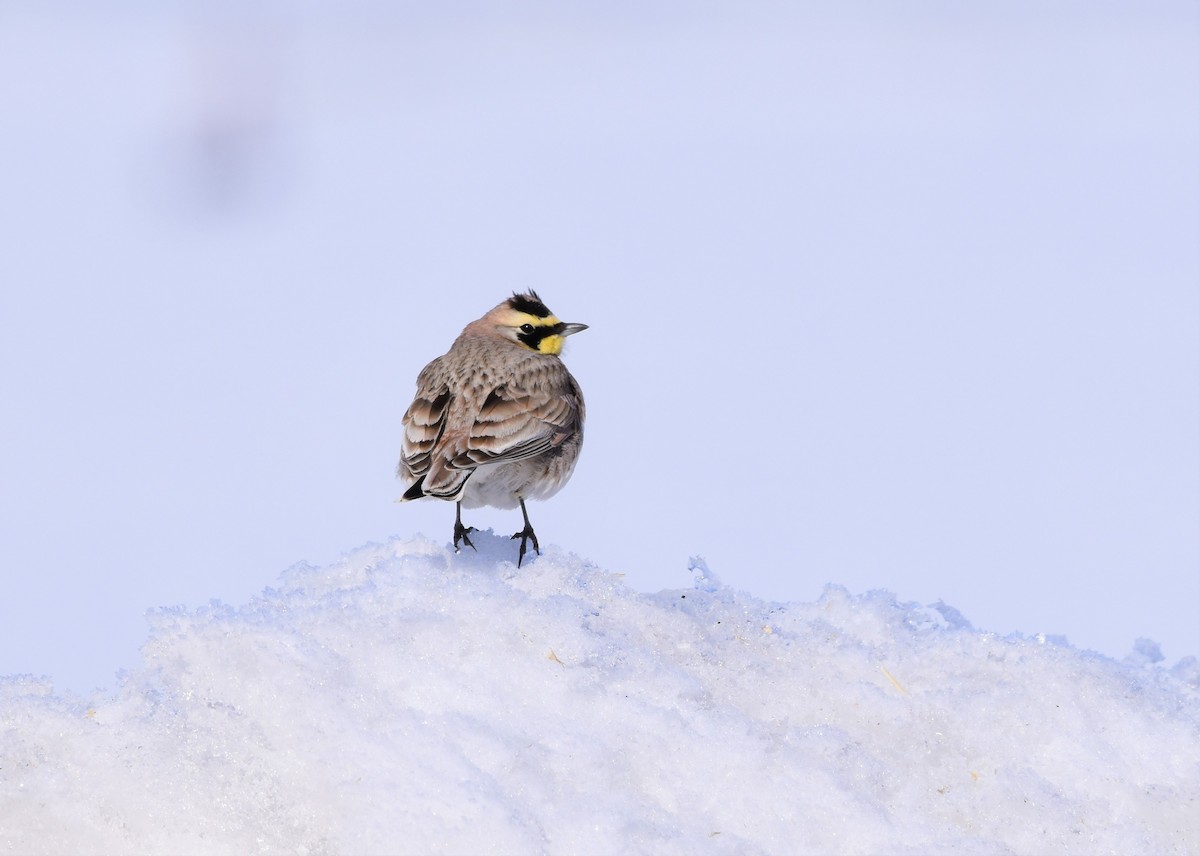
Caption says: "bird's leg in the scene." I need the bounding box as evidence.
[511,498,540,568]
[453,502,476,553]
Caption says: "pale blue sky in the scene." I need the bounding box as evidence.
[2,1,1197,693]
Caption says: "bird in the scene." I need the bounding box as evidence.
[397,291,587,567]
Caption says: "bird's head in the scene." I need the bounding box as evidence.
[488,291,588,355]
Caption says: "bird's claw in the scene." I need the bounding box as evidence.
[454,523,477,554]
[511,525,540,568]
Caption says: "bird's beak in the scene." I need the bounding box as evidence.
[559,322,588,336]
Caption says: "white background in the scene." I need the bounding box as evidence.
[2,1,1197,693]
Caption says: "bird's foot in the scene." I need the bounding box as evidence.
[453,501,477,554]
[511,524,540,568]
[453,521,477,554]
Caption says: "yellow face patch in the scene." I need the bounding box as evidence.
[503,310,566,353]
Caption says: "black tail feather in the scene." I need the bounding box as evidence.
[402,477,426,501]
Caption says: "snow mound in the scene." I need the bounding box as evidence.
[2,535,1198,855]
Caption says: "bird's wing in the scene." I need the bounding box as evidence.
[397,359,452,482]
[450,382,580,470]
[400,359,582,500]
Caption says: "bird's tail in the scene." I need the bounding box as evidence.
[401,476,426,501]
[400,469,472,502]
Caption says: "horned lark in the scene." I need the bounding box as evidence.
[397,291,587,566]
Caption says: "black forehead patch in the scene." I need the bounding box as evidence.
[507,291,552,318]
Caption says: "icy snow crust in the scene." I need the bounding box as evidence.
[2,536,1198,855]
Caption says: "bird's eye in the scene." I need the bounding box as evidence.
[520,324,535,334]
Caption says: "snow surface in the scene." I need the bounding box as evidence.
[3,535,1197,855]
